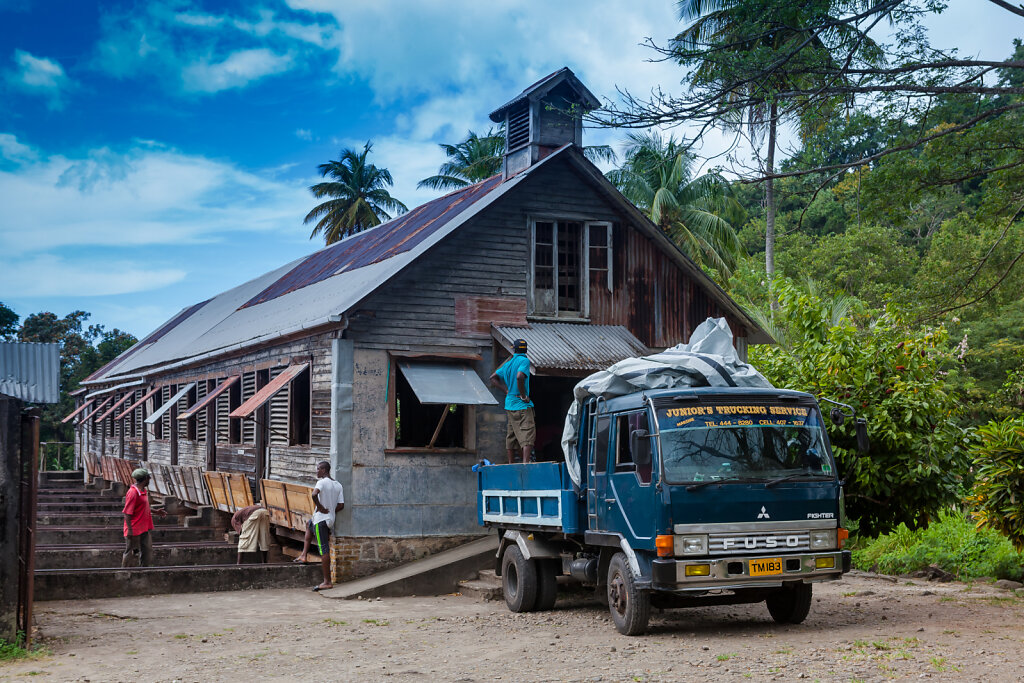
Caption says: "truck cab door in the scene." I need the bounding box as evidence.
[587,414,612,531]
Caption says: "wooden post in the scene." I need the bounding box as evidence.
[169,401,178,466]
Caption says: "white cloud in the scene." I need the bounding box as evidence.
[0,255,186,297]
[182,48,294,92]
[0,137,313,256]
[295,128,313,141]
[0,133,37,163]
[9,49,72,108]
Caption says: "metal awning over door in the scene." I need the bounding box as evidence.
[397,362,498,405]
[492,323,649,373]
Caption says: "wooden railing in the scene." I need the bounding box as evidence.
[260,479,315,531]
[203,471,254,513]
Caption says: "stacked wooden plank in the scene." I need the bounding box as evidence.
[98,455,140,486]
[148,463,210,506]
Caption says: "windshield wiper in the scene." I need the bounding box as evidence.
[764,472,828,488]
[685,476,751,491]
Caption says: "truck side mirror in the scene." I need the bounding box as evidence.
[855,418,870,454]
[630,429,651,466]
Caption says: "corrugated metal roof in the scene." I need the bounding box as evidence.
[0,342,60,403]
[493,324,649,372]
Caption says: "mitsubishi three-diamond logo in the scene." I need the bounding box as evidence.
[757,506,770,519]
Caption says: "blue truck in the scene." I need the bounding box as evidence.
[476,386,866,635]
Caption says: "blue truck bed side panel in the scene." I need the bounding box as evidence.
[476,462,583,534]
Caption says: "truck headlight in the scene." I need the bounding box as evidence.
[809,529,837,550]
[675,534,708,555]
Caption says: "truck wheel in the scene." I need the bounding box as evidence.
[766,583,813,624]
[607,552,650,636]
[502,545,538,613]
[533,559,559,611]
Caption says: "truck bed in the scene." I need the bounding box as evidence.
[476,462,584,534]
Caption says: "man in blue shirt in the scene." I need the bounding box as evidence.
[490,338,535,464]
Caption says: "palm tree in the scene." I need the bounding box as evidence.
[304,142,408,245]
[607,131,745,282]
[419,129,618,193]
[418,130,505,192]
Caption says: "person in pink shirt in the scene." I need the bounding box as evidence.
[122,468,166,567]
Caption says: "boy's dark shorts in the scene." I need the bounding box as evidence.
[307,519,330,555]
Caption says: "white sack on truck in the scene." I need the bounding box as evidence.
[560,317,774,487]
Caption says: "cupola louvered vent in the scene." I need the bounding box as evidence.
[507,105,529,151]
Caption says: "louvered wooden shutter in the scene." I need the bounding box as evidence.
[507,104,529,151]
[216,379,230,444]
[268,367,290,446]
[241,372,256,444]
[196,381,207,442]
[161,386,171,438]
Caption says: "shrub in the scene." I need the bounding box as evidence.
[970,417,1024,549]
[853,509,1024,580]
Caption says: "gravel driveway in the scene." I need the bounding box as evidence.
[4,570,1022,681]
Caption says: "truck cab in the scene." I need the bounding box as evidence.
[477,387,854,635]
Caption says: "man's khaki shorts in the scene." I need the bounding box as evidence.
[506,407,536,450]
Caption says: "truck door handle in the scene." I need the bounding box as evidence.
[605,498,616,504]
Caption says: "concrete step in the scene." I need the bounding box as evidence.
[34,563,323,601]
[38,491,120,500]
[35,512,184,527]
[319,535,498,600]
[40,470,83,481]
[37,502,128,513]
[34,541,240,569]
[458,568,502,601]
[37,525,222,545]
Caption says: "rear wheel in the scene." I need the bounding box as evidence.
[766,583,813,624]
[534,559,559,611]
[607,552,650,635]
[502,545,537,613]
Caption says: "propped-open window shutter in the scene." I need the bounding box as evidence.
[196,381,207,442]
[268,366,290,446]
[241,372,256,444]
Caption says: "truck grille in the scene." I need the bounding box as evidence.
[708,530,811,556]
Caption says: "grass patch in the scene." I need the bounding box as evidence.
[173,634,189,640]
[716,653,734,661]
[362,619,389,626]
[852,510,1024,580]
[0,637,47,662]
[323,619,347,627]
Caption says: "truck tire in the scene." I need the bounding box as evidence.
[533,559,559,611]
[607,552,650,636]
[766,583,813,624]
[502,545,538,613]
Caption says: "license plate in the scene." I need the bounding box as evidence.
[749,558,783,576]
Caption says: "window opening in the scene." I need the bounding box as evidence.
[268,367,290,446]
[394,369,467,449]
[289,367,310,446]
[615,411,653,484]
[593,415,610,474]
[588,223,612,291]
[181,385,196,441]
[241,372,256,444]
[159,386,172,439]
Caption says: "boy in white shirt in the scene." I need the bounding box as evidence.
[297,460,344,591]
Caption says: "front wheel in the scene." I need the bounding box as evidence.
[606,552,650,635]
[766,582,813,624]
[502,545,538,613]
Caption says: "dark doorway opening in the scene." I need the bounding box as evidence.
[530,375,580,462]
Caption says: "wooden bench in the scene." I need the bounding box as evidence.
[149,463,210,506]
[259,479,315,532]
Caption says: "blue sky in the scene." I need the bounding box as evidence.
[0,0,1019,340]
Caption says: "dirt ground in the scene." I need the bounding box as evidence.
[4,570,1023,682]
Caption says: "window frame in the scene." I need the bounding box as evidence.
[528,217,613,319]
[613,410,654,486]
[385,353,479,454]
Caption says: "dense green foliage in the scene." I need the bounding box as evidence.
[304,141,408,245]
[969,417,1024,550]
[4,305,137,469]
[748,280,971,534]
[852,510,1024,581]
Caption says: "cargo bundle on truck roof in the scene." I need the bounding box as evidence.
[476,318,867,635]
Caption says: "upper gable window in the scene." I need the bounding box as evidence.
[530,219,613,318]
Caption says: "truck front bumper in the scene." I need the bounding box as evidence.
[652,550,852,592]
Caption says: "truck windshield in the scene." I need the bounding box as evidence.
[655,401,835,485]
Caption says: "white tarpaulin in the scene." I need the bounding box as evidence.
[561,317,774,487]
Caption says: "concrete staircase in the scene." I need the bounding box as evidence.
[33,470,320,600]
[459,568,503,601]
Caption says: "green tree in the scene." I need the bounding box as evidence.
[0,302,17,341]
[304,142,408,245]
[969,417,1024,550]
[607,131,745,282]
[417,129,505,192]
[748,278,971,535]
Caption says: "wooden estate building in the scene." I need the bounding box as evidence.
[69,68,769,579]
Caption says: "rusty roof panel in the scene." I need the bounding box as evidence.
[493,324,649,372]
[240,176,504,309]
